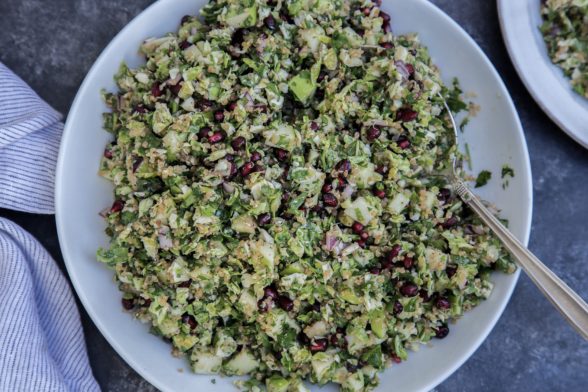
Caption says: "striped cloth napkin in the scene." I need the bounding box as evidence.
[0,63,100,391]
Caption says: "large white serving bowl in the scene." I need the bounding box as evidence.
[55,0,533,391]
[498,0,588,148]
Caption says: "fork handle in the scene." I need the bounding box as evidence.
[453,180,588,340]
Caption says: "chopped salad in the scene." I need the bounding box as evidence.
[540,0,588,98]
[97,0,515,391]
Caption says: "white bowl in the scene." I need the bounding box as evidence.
[498,0,588,148]
[55,0,533,391]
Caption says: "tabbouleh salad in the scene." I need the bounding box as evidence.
[97,0,515,390]
[540,0,588,98]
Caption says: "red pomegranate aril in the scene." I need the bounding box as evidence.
[406,63,415,76]
[169,82,183,96]
[438,188,451,203]
[134,104,147,114]
[310,121,319,131]
[436,297,451,310]
[322,183,333,194]
[381,42,393,49]
[182,313,198,330]
[250,151,262,162]
[277,295,294,311]
[359,231,369,241]
[151,83,163,97]
[380,11,391,23]
[397,136,411,149]
[351,221,364,234]
[110,200,124,213]
[373,188,386,199]
[369,266,381,275]
[337,176,347,188]
[393,301,403,315]
[396,108,418,122]
[231,136,246,150]
[335,159,351,173]
[402,256,414,269]
[275,148,288,162]
[362,7,372,16]
[366,126,381,141]
[310,338,328,353]
[400,282,419,297]
[121,298,134,310]
[419,289,432,302]
[181,15,191,25]
[263,285,279,300]
[214,110,225,122]
[240,162,255,177]
[228,101,238,111]
[446,265,457,278]
[198,126,212,139]
[103,149,113,159]
[434,325,450,339]
[179,40,191,50]
[208,131,225,144]
[323,193,338,207]
[264,15,276,30]
[357,239,367,248]
[375,165,388,174]
[387,244,402,261]
[257,213,272,226]
[442,216,458,229]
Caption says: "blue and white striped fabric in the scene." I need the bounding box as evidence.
[0,63,100,391]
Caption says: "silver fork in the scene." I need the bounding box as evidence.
[440,95,588,340]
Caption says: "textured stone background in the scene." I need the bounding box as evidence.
[1,0,587,391]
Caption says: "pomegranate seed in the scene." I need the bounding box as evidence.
[134,104,147,113]
[310,121,319,131]
[380,11,391,23]
[231,136,246,150]
[381,42,394,49]
[257,213,272,226]
[121,298,134,310]
[346,363,359,372]
[208,131,225,144]
[400,282,419,297]
[228,101,238,111]
[310,338,328,353]
[438,188,451,203]
[405,63,415,76]
[373,188,386,199]
[277,295,294,311]
[311,205,323,214]
[275,148,288,162]
[263,285,279,300]
[446,265,457,278]
[240,162,255,176]
[322,182,333,193]
[214,110,225,122]
[110,200,124,213]
[362,7,372,16]
[357,240,367,248]
[198,126,212,139]
[323,193,338,207]
[375,165,388,174]
[169,82,183,96]
[335,159,351,173]
[393,301,403,315]
[384,245,402,266]
[179,40,191,50]
[337,176,347,188]
[178,280,192,288]
[369,266,381,275]
[359,231,369,241]
[351,221,364,234]
[396,108,418,122]
[250,151,262,162]
[419,289,432,302]
[397,136,411,149]
[142,298,152,307]
[151,83,163,97]
[442,216,458,229]
[103,149,113,159]
[434,325,450,339]
[181,15,191,25]
[391,354,402,364]
[264,15,276,30]
[436,297,451,310]
[366,126,381,141]
[199,100,214,111]
[182,313,197,330]
[402,256,414,269]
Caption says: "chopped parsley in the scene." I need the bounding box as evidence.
[475,170,492,188]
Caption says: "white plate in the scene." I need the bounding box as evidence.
[55,0,533,391]
[498,0,588,148]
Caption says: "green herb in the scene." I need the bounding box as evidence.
[501,164,514,189]
[475,170,492,188]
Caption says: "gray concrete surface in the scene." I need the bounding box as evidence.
[0,0,587,391]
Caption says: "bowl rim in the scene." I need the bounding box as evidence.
[55,0,533,390]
